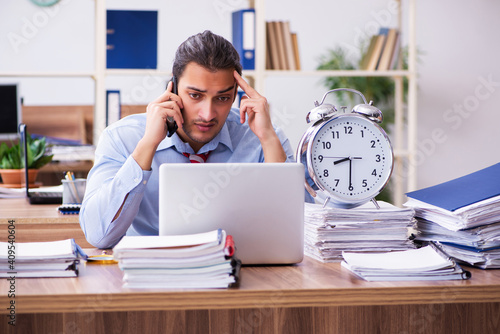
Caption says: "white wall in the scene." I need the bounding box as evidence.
[1,0,499,191]
[415,0,500,188]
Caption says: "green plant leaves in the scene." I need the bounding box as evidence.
[0,133,53,169]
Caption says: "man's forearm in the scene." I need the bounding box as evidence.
[260,132,287,163]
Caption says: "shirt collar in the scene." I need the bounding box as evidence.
[156,122,234,154]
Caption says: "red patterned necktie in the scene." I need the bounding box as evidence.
[182,152,210,163]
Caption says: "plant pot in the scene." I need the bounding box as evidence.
[0,169,39,187]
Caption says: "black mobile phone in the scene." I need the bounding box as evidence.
[166,76,178,137]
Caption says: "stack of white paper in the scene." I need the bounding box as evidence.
[0,239,85,277]
[405,163,500,269]
[341,245,471,281]
[113,229,240,289]
[304,201,417,262]
[48,144,96,162]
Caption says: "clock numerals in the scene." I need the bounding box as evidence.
[308,115,393,203]
[332,127,365,139]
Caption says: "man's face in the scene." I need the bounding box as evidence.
[175,62,236,152]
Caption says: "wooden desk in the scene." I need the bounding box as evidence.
[0,198,91,248]
[0,256,499,333]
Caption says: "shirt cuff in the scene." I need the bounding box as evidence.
[116,155,153,194]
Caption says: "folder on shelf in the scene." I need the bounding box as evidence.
[291,32,301,70]
[232,9,255,70]
[273,21,288,70]
[266,21,280,69]
[281,21,297,71]
[106,10,158,69]
[365,33,386,71]
[360,35,378,70]
[378,28,399,70]
[106,90,121,126]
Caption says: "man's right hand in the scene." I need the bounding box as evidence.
[132,81,184,170]
[143,80,184,147]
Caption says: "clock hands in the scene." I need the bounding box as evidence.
[332,156,362,165]
[331,156,362,191]
[333,157,350,165]
[349,158,353,191]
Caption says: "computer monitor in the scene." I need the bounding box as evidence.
[0,84,21,140]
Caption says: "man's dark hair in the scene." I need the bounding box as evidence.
[172,30,242,79]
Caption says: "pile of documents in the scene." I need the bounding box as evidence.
[405,163,500,269]
[48,144,96,162]
[113,229,241,289]
[0,239,86,277]
[341,245,471,281]
[304,201,416,262]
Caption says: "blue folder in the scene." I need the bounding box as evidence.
[232,9,255,70]
[406,163,500,211]
[106,10,158,69]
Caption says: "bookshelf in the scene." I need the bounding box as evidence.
[0,0,417,206]
[244,0,418,206]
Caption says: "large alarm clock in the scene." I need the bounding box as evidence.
[296,88,394,209]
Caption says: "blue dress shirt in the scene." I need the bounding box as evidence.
[79,109,295,248]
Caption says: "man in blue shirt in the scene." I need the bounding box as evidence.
[79,31,295,248]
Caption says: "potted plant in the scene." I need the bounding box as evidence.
[0,134,53,187]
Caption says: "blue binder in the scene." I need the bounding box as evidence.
[106,10,158,69]
[232,9,255,70]
[406,162,500,211]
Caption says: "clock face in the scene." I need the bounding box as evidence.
[307,114,393,204]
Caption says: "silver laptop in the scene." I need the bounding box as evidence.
[159,163,305,265]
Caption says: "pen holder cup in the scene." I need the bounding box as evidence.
[62,178,86,204]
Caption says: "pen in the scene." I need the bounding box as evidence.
[65,171,81,203]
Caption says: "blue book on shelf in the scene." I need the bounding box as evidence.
[106,90,121,126]
[406,162,500,211]
[106,10,158,69]
[232,9,255,70]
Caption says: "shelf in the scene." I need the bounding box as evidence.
[243,70,413,78]
[0,72,95,78]
[0,0,416,207]
[104,69,172,76]
[393,150,411,157]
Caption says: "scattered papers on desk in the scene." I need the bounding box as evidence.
[433,242,500,269]
[405,163,500,269]
[304,201,417,262]
[0,239,87,277]
[0,187,25,198]
[113,229,241,289]
[341,245,471,281]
